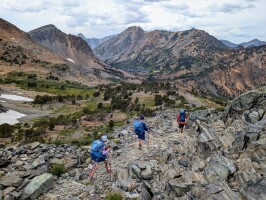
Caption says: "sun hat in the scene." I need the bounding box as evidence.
[101,135,109,142]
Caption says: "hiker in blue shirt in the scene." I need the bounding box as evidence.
[133,115,149,150]
[89,135,112,180]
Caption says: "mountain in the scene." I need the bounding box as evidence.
[28,24,135,83]
[221,39,266,48]
[77,33,115,49]
[95,27,227,70]
[240,39,266,48]
[95,26,266,98]
[220,40,238,48]
[0,18,134,86]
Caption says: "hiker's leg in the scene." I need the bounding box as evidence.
[105,160,112,173]
[89,163,99,178]
[139,139,143,149]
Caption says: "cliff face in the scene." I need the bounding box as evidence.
[28,25,100,69]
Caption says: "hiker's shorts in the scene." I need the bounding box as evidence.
[90,152,107,163]
[137,132,145,140]
[179,124,185,128]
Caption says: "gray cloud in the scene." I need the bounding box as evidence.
[210,2,255,13]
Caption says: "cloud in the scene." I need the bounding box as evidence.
[0,0,265,43]
[210,2,255,13]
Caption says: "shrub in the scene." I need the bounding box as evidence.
[50,164,65,176]
[106,192,123,200]
[0,123,14,138]
[109,120,115,129]
[98,102,104,109]
[93,91,100,97]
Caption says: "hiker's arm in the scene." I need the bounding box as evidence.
[143,123,148,131]
[177,115,180,122]
[102,146,111,155]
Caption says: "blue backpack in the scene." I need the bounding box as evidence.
[133,120,144,135]
[179,110,186,122]
[91,140,104,152]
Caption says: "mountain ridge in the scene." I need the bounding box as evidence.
[221,38,266,48]
[77,33,116,49]
[94,26,266,98]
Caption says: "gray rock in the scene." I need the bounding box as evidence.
[139,165,153,180]
[117,168,137,191]
[243,177,266,200]
[109,141,119,151]
[121,130,129,135]
[32,155,45,168]
[167,180,192,197]
[178,160,189,167]
[206,184,223,194]
[29,142,40,150]
[0,176,22,187]
[22,173,54,200]
[3,187,15,196]
[131,165,141,178]
[53,154,63,159]
[138,185,151,200]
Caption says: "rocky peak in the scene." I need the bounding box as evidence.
[77,33,86,40]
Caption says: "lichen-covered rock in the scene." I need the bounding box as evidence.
[21,173,53,200]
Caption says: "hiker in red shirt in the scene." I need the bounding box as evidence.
[177,110,188,133]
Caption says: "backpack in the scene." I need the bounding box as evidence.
[179,110,186,122]
[133,120,144,135]
[91,140,104,152]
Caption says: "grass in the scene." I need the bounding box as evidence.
[106,192,123,200]
[58,128,77,136]
[3,72,96,96]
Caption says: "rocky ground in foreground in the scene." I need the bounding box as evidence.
[0,87,266,200]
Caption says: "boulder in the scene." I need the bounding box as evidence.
[117,168,137,191]
[167,179,192,198]
[28,142,40,150]
[22,173,54,200]
[0,176,22,187]
[139,165,153,180]
[138,185,151,200]
[32,155,45,168]
[242,177,266,200]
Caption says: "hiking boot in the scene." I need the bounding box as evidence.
[138,144,142,150]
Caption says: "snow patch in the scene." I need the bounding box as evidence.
[0,110,26,125]
[66,58,75,63]
[0,94,34,102]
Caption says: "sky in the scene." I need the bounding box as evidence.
[0,0,265,43]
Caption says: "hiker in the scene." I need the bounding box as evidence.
[133,115,149,150]
[177,110,188,133]
[89,135,112,180]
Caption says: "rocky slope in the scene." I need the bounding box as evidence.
[94,26,266,98]
[0,86,265,199]
[0,18,135,86]
[77,33,115,49]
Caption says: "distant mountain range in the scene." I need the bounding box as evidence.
[94,26,266,98]
[77,33,115,49]
[1,17,265,98]
[220,39,266,48]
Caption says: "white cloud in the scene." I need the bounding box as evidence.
[0,0,265,43]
